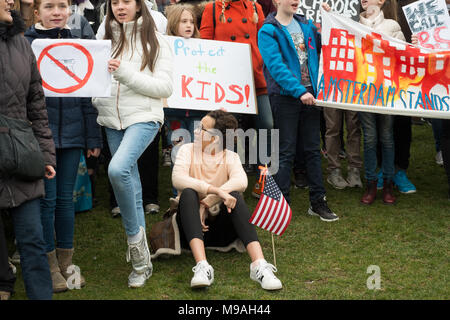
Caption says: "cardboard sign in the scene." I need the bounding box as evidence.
[316,9,450,119]
[31,39,111,97]
[402,0,450,50]
[165,36,257,114]
[296,0,360,30]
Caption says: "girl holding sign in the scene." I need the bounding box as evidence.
[93,0,173,288]
[24,0,103,293]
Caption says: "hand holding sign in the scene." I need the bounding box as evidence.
[108,59,121,73]
[31,39,112,97]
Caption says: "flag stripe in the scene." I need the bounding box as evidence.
[271,197,287,234]
[267,196,285,232]
[249,195,267,224]
[261,196,279,229]
[255,197,272,227]
[277,207,292,236]
[274,200,290,235]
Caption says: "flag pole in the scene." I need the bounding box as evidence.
[271,233,277,268]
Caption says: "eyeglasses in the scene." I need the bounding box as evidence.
[194,123,215,136]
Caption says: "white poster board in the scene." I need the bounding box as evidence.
[402,0,450,50]
[165,36,257,114]
[31,39,111,97]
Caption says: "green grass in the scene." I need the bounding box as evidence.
[5,123,450,300]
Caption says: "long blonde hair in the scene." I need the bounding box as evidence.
[166,4,200,38]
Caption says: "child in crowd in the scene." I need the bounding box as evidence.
[324,0,405,205]
[165,3,206,159]
[200,0,274,198]
[93,0,173,288]
[172,110,282,290]
[258,0,338,221]
[24,0,102,293]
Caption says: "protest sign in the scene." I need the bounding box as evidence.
[316,9,450,119]
[165,36,257,114]
[31,39,111,97]
[402,0,450,50]
[296,0,360,30]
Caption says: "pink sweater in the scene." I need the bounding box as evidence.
[172,143,248,208]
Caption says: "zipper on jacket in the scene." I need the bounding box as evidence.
[59,97,63,147]
[6,184,16,208]
[116,83,123,130]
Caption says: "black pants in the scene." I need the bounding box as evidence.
[138,131,161,206]
[394,115,412,170]
[442,119,450,189]
[176,188,258,249]
[0,212,16,294]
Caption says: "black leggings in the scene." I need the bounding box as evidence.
[176,188,259,249]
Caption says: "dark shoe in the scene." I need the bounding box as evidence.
[361,180,377,205]
[308,197,339,222]
[294,170,308,189]
[382,179,396,205]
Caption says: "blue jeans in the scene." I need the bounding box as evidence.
[359,112,395,181]
[41,148,81,252]
[105,122,160,236]
[270,93,326,204]
[11,199,52,300]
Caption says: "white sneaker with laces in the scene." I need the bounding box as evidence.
[126,226,153,288]
[191,261,214,288]
[250,260,282,291]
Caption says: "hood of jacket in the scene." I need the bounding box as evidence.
[0,11,25,41]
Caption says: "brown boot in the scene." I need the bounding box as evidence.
[47,250,68,293]
[361,180,377,205]
[56,248,86,288]
[382,179,396,205]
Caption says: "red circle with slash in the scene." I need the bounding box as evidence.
[37,42,94,94]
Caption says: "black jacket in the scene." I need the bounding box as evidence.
[0,12,56,209]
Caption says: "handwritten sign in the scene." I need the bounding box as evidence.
[296,0,360,30]
[165,36,257,114]
[316,9,450,119]
[31,39,111,97]
[402,0,450,50]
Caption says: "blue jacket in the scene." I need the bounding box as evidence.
[24,26,102,150]
[258,13,321,98]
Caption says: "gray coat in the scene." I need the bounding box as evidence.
[0,12,56,209]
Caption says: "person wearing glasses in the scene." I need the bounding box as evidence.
[171,109,282,291]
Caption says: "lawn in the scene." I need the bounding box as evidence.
[4,122,449,300]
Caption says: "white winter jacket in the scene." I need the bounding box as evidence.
[359,11,406,41]
[93,17,173,130]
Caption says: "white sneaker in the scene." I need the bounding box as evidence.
[126,227,153,288]
[190,261,214,288]
[436,151,444,166]
[128,268,152,288]
[250,260,282,291]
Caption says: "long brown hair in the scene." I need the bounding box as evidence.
[166,4,200,38]
[381,0,399,22]
[103,0,160,72]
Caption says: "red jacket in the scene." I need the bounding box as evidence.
[200,0,267,95]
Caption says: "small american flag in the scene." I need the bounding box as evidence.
[249,172,292,236]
